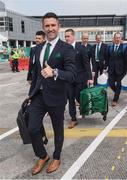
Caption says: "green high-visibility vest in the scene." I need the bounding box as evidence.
[12,50,20,60]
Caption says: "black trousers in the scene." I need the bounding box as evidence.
[12,59,19,72]
[108,72,124,102]
[28,91,65,160]
[66,82,86,120]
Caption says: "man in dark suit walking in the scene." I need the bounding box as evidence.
[81,32,96,81]
[65,29,93,129]
[104,32,127,106]
[27,31,46,84]
[28,12,76,175]
[93,34,107,85]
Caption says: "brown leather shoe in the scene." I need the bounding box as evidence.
[32,155,50,175]
[112,101,117,107]
[46,159,61,173]
[68,120,78,129]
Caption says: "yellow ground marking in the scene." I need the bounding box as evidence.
[111,165,116,171]
[0,127,127,138]
[121,148,125,152]
[47,128,127,138]
[117,155,121,160]
[125,140,127,144]
[0,128,9,135]
[105,176,109,180]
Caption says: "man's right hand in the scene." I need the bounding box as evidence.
[27,80,32,85]
[103,69,107,74]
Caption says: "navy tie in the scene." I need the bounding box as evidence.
[114,45,118,52]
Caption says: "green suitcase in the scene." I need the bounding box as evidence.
[80,86,108,121]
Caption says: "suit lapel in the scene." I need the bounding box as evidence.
[36,42,45,68]
[48,39,62,64]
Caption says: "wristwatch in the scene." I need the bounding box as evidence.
[53,68,58,80]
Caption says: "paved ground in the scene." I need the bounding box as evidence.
[0,61,127,179]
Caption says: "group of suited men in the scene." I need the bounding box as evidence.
[26,12,127,175]
[27,29,127,129]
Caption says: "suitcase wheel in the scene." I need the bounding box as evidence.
[103,115,107,121]
[101,112,107,121]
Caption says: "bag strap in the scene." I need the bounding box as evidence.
[21,98,30,110]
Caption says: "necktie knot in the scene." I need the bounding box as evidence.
[47,42,51,47]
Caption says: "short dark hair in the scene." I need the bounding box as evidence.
[42,12,59,23]
[36,31,45,37]
[65,29,75,35]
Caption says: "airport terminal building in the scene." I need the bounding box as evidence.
[0,1,41,47]
[34,14,127,43]
[0,1,127,47]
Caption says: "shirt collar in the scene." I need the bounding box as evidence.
[72,41,76,48]
[97,42,102,46]
[46,36,59,47]
[115,44,120,47]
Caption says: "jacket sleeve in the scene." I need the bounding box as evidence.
[90,45,96,72]
[104,45,110,70]
[27,47,36,81]
[124,46,127,74]
[28,58,38,96]
[57,44,77,83]
[81,45,92,80]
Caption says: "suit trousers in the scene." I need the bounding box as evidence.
[12,59,19,72]
[66,82,86,120]
[108,72,124,102]
[28,91,65,160]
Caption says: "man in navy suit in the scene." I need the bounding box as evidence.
[104,32,127,106]
[28,12,76,175]
[27,31,46,84]
[65,29,93,129]
[93,34,107,85]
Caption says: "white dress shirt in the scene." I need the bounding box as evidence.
[40,36,59,68]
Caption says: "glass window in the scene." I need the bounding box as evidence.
[98,18,113,26]
[0,22,4,26]
[21,20,25,33]
[7,17,13,31]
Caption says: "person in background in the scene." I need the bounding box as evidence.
[27,31,46,84]
[10,47,20,72]
[81,32,96,82]
[19,47,25,58]
[104,32,127,106]
[3,48,7,59]
[65,29,93,129]
[28,12,76,175]
[93,34,107,85]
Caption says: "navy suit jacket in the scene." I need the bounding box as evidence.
[84,43,96,72]
[93,43,107,70]
[74,42,92,83]
[29,39,76,107]
[105,43,127,75]
[27,45,37,81]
